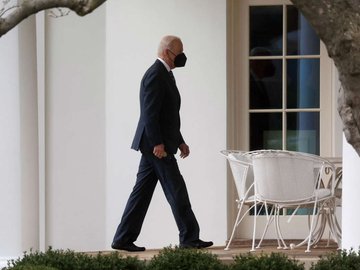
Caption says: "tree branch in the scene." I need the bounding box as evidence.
[0,0,107,38]
[0,4,19,18]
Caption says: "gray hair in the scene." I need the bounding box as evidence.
[158,35,181,57]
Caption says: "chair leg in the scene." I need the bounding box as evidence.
[327,203,341,247]
[288,212,321,250]
[311,211,325,247]
[224,201,245,251]
[275,207,288,249]
[256,205,275,249]
[306,201,319,253]
[250,202,258,252]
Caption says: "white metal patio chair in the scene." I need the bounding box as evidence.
[220,150,256,251]
[310,158,342,248]
[250,150,337,252]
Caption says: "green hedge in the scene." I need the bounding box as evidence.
[229,252,304,270]
[3,247,146,270]
[310,249,360,270]
[147,246,227,270]
[3,247,359,270]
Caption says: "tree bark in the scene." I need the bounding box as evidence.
[0,0,107,38]
[290,0,360,156]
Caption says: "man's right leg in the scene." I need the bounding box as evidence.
[112,155,158,246]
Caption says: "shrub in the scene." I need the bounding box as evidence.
[310,249,360,270]
[4,247,146,270]
[146,246,227,270]
[5,266,58,270]
[229,252,304,270]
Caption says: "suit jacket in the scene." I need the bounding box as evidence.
[131,59,185,154]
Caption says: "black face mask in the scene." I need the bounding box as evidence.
[174,52,187,67]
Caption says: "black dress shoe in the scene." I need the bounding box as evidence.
[111,242,146,252]
[196,239,213,248]
[180,239,213,249]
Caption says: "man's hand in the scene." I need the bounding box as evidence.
[179,143,190,158]
[153,144,167,159]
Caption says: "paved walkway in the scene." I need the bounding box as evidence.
[89,240,339,270]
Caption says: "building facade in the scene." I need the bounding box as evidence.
[0,0,359,266]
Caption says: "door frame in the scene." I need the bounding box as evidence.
[226,0,337,240]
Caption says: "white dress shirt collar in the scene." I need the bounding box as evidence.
[157,57,171,72]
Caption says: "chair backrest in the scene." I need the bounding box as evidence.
[222,151,254,200]
[251,150,325,203]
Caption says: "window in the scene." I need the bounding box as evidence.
[249,5,321,155]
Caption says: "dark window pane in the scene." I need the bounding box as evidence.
[286,112,319,155]
[250,59,282,109]
[287,5,320,55]
[250,113,282,151]
[250,6,283,56]
[286,207,313,216]
[287,59,320,109]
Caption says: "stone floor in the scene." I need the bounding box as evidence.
[88,239,339,270]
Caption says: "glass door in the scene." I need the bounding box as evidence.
[227,0,334,240]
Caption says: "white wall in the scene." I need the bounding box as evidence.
[0,23,22,259]
[0,16,39,259]
[342,135,360,249]
[1,0,356,256]
[45,7,106,251]
[18,15,40,255]
[1,0,227,255]
[106,0,227,248]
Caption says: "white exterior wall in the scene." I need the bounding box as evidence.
[45,8,106,251]
[0,23,22,260]
[106,0,227,248]
[0,16,39,261]
[43,0,227,251]
[0,1,227,260]
[2,1,360,260]
[342,136,360,249]
[18,16,40,254]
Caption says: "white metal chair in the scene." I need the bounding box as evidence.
[311,158,342,248]
[220,150,256,251]
[250,150,337,252]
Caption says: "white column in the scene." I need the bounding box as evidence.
[36,11,46,252]
[0,24,21,262]
[18,14,40,254]
[0,15,39,265]
[342,135,360,249]
[45,7,106,251]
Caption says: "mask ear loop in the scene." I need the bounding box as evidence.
[168,49,176,56]
[167,49,176,66]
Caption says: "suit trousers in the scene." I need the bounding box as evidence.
[112,152,200,245]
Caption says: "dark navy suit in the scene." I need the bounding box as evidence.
[112,59,200,246]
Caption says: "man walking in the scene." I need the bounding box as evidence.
[111,35,213,252]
